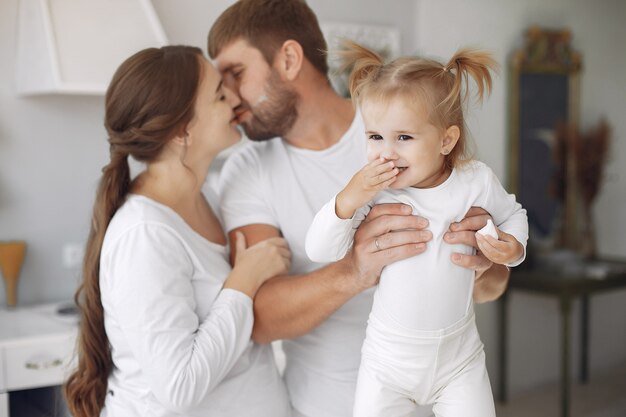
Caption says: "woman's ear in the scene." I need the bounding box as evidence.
[275,40,304,81]
[441,125,460,155]
[172,132,191,147]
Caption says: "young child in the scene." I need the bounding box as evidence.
[305,42,528,417]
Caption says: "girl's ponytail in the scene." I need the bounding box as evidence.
[442,49,498,112]
[335,40,385,100]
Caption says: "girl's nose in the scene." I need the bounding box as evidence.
[380,148,399,161]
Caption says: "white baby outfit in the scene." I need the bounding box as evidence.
[306,161,528,417]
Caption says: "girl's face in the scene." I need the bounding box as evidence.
[185,59,242,159]
[362,96,456,189]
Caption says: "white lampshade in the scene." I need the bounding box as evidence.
[15,0,168,95]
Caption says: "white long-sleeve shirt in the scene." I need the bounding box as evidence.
[99,194,291,417]
[306,161,528,330]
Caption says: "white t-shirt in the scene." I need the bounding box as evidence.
[219,114,433,417]
[99,194,291,417]
[306,161,529,330]
[219,115,373,417]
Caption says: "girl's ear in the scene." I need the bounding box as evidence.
[441,125,460,155]
[275,40,304,81]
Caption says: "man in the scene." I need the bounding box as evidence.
[208,1,509,416]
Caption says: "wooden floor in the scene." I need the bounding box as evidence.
[495,362,626,417]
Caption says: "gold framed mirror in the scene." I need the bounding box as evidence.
[508,27,582,254]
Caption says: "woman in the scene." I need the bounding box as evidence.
[64,45,292,417]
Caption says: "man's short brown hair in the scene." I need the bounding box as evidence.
[208,0,329,76]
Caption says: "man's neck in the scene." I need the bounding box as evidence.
[282,83,355,151]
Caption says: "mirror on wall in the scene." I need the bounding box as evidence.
[508,26,582,256]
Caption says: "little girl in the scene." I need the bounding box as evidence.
[305,42,528,417]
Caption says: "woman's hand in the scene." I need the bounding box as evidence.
[225,232,291,298]
[336,158,397,219]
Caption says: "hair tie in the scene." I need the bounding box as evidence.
[107,141,129,162]
[442,66,449,73]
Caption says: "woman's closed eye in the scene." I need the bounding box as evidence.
[232,70,243,80]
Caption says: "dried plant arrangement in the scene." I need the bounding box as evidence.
[552,122,579,248]
[576,119,611,258]
[552,123,573,205]
[551,119,611,256]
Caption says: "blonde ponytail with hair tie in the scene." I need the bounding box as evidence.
[335,40,385,101]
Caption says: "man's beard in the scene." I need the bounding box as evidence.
[240,70,299,141]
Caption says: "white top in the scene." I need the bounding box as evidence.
[99,194,291,417]
[306,161,529,330]
[219,113,383,417]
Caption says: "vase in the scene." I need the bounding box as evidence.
[0,241,27,307]
[579,205,596,260]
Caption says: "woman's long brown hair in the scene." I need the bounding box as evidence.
[64,45,203,417]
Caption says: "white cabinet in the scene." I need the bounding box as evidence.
[0,303,77,417]
[3,333,75,392]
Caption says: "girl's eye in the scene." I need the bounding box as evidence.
[368,134,383,140]
[233,70,243,80]
[398,135,413,141]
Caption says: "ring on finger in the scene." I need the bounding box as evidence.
[374,239,381,251]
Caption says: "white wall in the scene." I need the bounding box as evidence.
[151,0,417,55]
[0,0,107,304]
[0,0,415,302]
[414,0,626,397]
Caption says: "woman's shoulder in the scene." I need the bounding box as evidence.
[102,195,186,255]
[111,194,179,227]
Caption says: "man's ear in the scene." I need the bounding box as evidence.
[441,125,460,155]
[275,40,304,81]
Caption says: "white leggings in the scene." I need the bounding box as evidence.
[353,302,495,417]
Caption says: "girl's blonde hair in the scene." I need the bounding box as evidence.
[337,41,498,169]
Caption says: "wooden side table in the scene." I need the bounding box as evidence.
[497,258,626,417]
